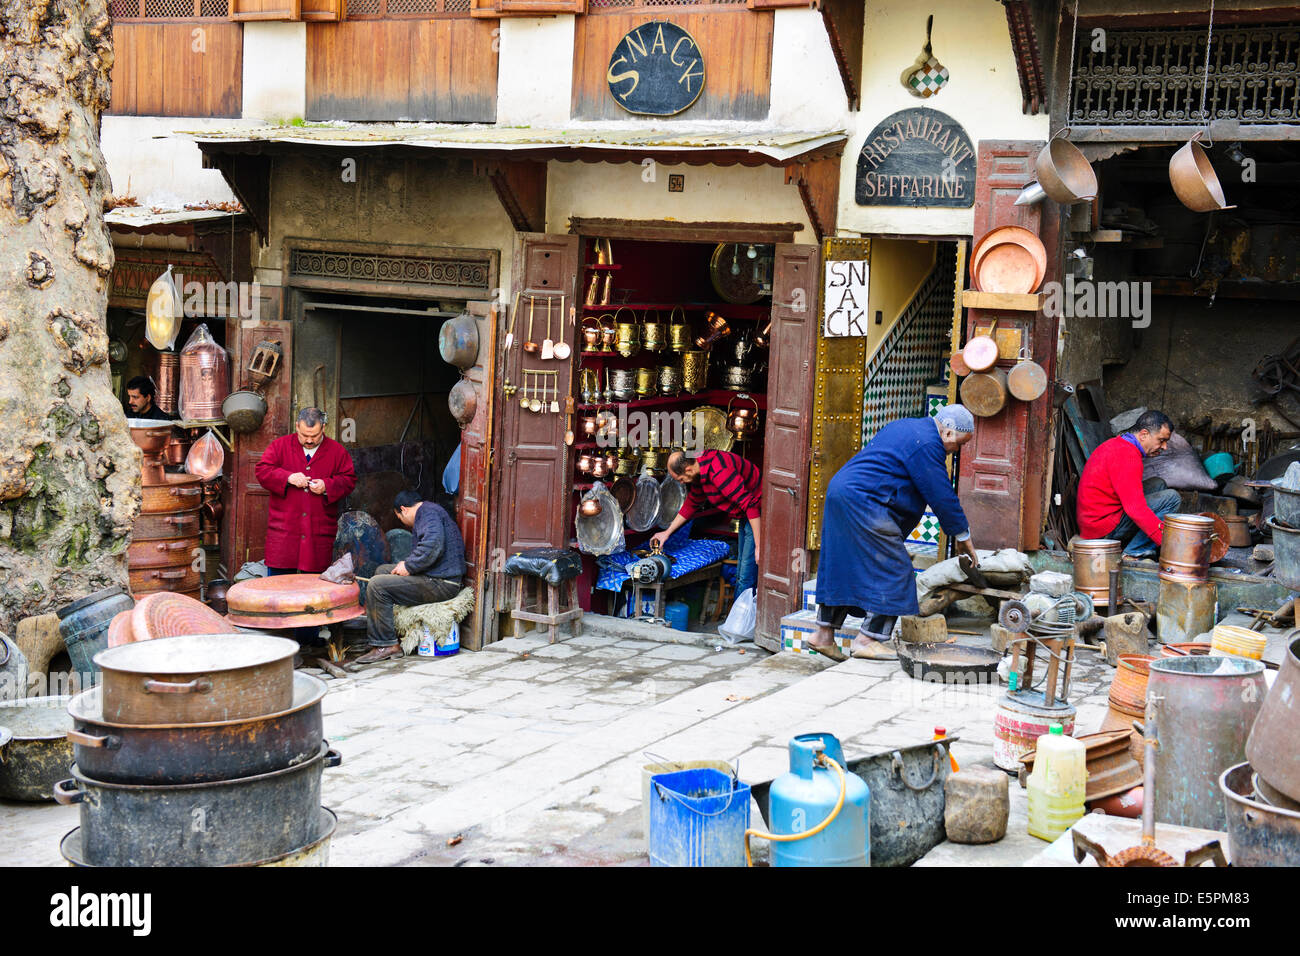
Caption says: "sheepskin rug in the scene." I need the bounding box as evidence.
[393,587,476,655]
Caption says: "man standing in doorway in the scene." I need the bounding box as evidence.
[255,406,357,585]
[651,449,761,600]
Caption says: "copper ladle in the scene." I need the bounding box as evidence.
[523,295,540,354]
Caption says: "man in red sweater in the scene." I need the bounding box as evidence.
[1076,410,1180,558]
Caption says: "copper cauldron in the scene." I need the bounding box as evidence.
[1158,513,1218,582]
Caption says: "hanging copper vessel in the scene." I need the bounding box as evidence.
[577,453,596,475]
[599,315,618,353]
[178,338,229,422]
[727,394,761,441]
[580,318,601,354]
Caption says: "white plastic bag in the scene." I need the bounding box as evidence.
[718,587,756,644]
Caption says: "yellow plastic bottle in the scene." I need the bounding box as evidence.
[1026,724,1086,842]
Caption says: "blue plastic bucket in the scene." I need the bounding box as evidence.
[648,767,750,867]
[664,601,690,631]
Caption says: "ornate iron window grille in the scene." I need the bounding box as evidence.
[1069,23,1300,126]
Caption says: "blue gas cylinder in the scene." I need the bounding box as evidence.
[768,733,870,867]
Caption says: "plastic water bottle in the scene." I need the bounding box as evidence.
[1026,724,1086,841]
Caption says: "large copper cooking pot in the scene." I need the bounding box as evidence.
[1169,132,1235,213]
[132,509,200,541]
[1247,631,1300,804]
[127,535,201,570]
[140,473,203,514]
[1158,513,1217,582]
[224,573,365,630]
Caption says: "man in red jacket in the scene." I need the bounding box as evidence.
[1076,409,1180,559]
[255,407,357,579]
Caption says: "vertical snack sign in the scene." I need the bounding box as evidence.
[823,259,870,338]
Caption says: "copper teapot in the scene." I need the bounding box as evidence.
[577,453,596,474]
[579,496,603,518]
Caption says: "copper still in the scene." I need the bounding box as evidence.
[1158,514,1217,583]
[154,350,180,416]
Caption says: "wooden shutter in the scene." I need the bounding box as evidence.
[805,237,870,551]
[229,0,301,20]
[456,301,498,650]
[756,244,821,651]
[301,0,342,20]
[492,234,580,561]
[957,140,1060,550]
[226,314,293,572]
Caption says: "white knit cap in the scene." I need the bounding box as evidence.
[935,404,975,434]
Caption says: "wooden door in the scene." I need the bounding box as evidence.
[755,243,820,651]
[226,316,293,572]
[957,140,1060,550]
[457,300,497,650]
[491,234,581,612]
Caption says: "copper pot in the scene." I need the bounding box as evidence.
[577,453,595,474]
[579,413,600,437]
[164,431,191,467]
[205,579,230,616]
[590,457,610,479]
[132,510,200,541]
[727,395,761,440]
[140,473,203,514]
[1223,515,1251,548]
[1158,513,1217,582]
[128,421,172,486]
[581,318,601,353]
[1108,654,1155,714]
[1071,538,1123,610]
[200,498,223,529]
[604,451,619,472]
[579,497,603,518]
[129,564,202,596]
[599,316,618,353]
[595,408,620,441]
[127,534,201,570]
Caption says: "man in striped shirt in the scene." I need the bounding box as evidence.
[651,450,762,598]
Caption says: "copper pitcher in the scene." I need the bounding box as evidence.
[577,453,596,474]
[580,317,601,354]
[668,307,690,352]
[579,412,600,437]
[695,311,730,350]
[599,315,617,353]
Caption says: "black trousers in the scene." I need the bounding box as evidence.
[365,563,462,647]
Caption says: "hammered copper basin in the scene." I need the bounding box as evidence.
[225,573,365,629]
[93,633,297,725]
[131,590,230,645]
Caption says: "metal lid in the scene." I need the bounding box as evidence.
[93,632,297,675]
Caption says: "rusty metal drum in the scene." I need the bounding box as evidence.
[1147,655,1267,831]
[1071,538,1122,610]
[992,691,1076,771]
[225,573,365,630]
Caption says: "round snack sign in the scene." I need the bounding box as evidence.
[606,21,705,116]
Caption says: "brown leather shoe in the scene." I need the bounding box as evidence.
[354,644,403,665]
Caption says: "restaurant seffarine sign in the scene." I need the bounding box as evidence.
[855,108,975,208]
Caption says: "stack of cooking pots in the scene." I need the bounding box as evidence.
[55,633,340,867]
[129,420,203,599]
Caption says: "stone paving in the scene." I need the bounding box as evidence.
[2,611,1289,867]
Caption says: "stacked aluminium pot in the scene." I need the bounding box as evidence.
[55,634,340,867]
[129,421,203,599]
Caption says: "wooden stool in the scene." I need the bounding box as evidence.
[708,558,737,622]
[510,571,582,644]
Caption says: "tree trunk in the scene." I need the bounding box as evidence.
[0,0,139,632]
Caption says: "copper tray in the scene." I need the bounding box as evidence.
[225,574,365,629]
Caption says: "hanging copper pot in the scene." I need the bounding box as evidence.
[590,457,610,479]
[1035,129,1099,204]
[727,394,761,441]
[1169,131,1235,213]
[579,412,600,437]
[604,450,619,473]
[579,497,604,518]
[178,335,229,423]
[595,407,620,441]
[577,453,595,475]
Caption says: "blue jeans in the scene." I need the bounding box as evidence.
[1106,489,1183,556]
[735,521,757,596]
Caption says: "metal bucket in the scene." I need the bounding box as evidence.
[0,696,73,801]
[1147,656,1267,831]
[1071,538,1122,610]
[993,691,1076,771]
[640,755,735,853]
[56,587,134,690]
[1272,485,1300,527]
[1158,513,1216,582]
[1219,763,1300,866]
[1266,516,1300,591]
